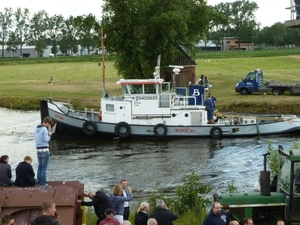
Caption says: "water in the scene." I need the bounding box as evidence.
[0,108,299,202]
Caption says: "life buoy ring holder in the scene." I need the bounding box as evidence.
[210,127,222,138]
[115,122,131,138]
[153,123,168,137]
[82,121,97,136]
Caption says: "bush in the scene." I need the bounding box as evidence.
[173,172,212,216]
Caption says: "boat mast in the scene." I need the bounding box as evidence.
[101,25,109,98]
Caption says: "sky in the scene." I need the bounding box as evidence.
[2,0,293,28]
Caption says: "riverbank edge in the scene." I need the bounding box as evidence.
[1,97,300,115]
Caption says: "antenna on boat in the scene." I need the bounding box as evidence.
[101,24,109,98]
[48,77,53,101]
[169,65,183,91]
[154,54,161,79]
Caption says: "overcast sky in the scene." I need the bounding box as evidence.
[2,0,293,28]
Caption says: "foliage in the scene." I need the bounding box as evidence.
[227,180,238,193]
[86,207,98,225]
[267,140,300,178]
[173,172,212,216]
[72,14,100,55]
[267,141,280,177]
[102,0,225,79]
[173,209,207,225]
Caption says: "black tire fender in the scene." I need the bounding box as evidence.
[153,123,168,137]
[82,121,97,136]
[115,122,131,138]
[210,127,222,138]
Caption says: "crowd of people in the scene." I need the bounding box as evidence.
[0,116,288,225]
[77,178,178,225]
[0,116,54,188]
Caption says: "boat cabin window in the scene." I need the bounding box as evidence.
[160,82,170,94]
[144,84,156,94]
[129,84,143,94]
[106,104,115,112]
[121,85,129,95]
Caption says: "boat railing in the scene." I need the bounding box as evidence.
[171,94,197,107]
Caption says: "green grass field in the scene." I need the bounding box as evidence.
[1,50,300,113]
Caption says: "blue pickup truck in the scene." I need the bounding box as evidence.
[235,69,297,95]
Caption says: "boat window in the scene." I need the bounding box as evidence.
[278,155,291,194]
[161,83,170,93]
[106,104,115,112]
[129,84,143,94]
[58,105,69,114]
[144,84,156,94]
[121,85,129,94]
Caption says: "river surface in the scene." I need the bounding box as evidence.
[1,108,299,202]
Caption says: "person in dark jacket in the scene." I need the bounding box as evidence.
[79,190,113,225]
[134,202,150,225]
[15,156,37,187]
[30,200,60,225]
[149,199,177,225]
[0,155,13,186]
[203,202,231,225]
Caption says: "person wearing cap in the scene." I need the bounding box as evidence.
[99,208,120,225]
[78,190,113,225]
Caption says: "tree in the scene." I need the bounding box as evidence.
[269,22,287,47]
[0,7,13,58]
[13,7,30,57]
[215,0,259,49]
[102,0,222,79]
[47,14,65,56]
[59,16,78,55]
[27,10,49,57]
[6,32,19,57]
[73,14,99,55]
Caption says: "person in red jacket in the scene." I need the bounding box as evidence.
[99,208,120,225]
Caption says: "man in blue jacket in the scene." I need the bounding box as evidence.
[203,202,231,225]
[204,92,217,124]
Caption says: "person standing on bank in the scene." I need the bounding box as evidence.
[203,202,231,225]
[30,200,60,225]
[135,202,150,225]
[15,156,37,187]
[204,92,217,124]
[34,116,53,187]
[110,183,133,224]
[121,179,131,220]
[149,199,177,225]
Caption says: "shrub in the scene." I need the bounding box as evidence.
[173,172,212,216]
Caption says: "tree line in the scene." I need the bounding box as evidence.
[1,0,300,77]
[0,7,100,57]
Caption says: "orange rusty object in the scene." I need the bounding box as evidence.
[0,181,84,225]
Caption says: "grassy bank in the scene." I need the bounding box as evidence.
[1,49,300,114]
